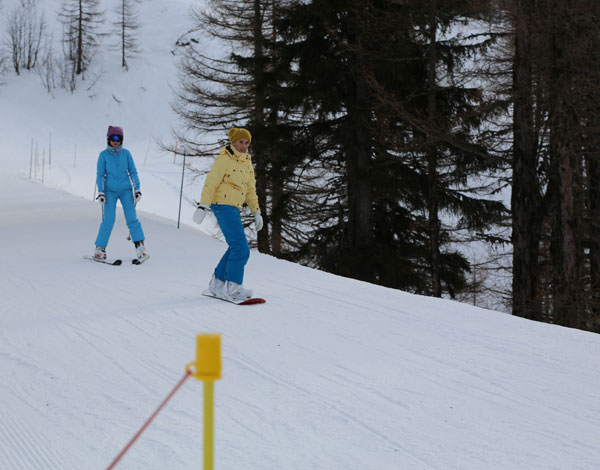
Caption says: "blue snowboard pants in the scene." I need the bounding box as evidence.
[95,189,144,248]
[211,204,250,285]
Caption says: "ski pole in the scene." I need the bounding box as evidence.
[127,181,138,240]
[177,148,187,229]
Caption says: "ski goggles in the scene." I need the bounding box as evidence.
[109,135,123,142]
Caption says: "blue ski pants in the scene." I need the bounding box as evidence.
[211,204,250,285]
[95,189,144,247]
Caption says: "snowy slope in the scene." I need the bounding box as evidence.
[2,1,600,469]
[2,170,600,470]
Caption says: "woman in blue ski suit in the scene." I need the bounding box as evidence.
[94,126,147,260]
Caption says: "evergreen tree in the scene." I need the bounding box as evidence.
[173,0,293,254]
[509,0,600,332]
[396,0,507,296]
[270,0,506,295]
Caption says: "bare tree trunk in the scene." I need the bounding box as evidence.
[267,0,282,257]
[583,4,600,334]
[343,4,374,269]
[588,151,600,331]
[547,2,585,328]
[121,0,126,68]
[346,76,373,259]
[511,0,543,321]
[426,1,441,297]
[251,0,271,254]
[77,0,83,75]
[270,179,283,255]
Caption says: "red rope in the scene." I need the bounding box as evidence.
[107,370,192,470]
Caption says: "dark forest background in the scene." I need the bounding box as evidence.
[171,0,600,334]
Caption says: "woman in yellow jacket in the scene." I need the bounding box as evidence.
[193,128,263,301]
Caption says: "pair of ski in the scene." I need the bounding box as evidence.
[202,289,266,305]
[84,255,150,266]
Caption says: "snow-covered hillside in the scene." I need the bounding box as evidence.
[2,1,600,469]
[2,166,600,470]
[0,0,209,229]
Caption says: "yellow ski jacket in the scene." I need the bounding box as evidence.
[200,145,260,212]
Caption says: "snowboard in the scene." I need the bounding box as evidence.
[202,289,266,305]
[84,256,122,266]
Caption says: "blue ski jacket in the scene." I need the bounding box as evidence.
[96,145,140,193]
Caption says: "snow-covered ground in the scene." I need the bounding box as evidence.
[2,171,600,470]
[2,1,600,469]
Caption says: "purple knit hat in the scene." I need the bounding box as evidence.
[107,126,124,138]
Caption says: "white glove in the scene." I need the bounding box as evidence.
[193,203,210,224]
[96,193,105,205]
[134,190,142,204]
[253,211,263,232]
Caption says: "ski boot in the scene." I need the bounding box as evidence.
[224,281,253,301]
[134,240,149,262]
[208,273,225,296]
[94,246,106,260]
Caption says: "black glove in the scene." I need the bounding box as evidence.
[96,193,105,205]
[134,191,142,203]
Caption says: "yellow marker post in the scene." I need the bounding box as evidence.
[186,334,222,470]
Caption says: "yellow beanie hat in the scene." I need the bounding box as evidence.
[228,127,252,144]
